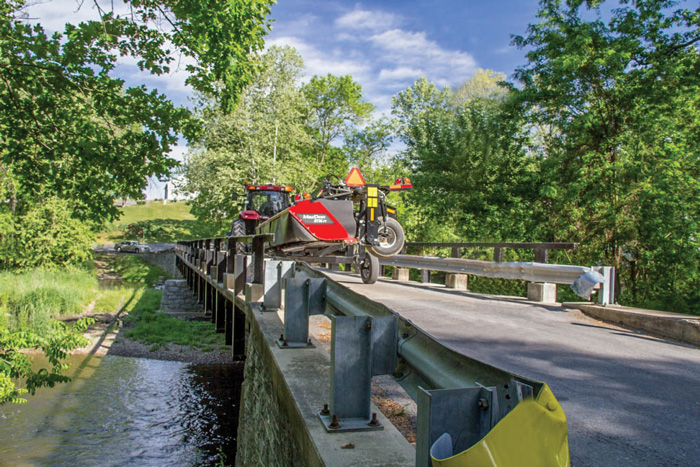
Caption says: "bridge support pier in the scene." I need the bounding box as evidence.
[446,273,468,290]
[528,282,557,303]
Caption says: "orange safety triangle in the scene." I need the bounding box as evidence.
[345,168,366,187]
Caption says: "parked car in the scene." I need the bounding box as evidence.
[114,241,151,253]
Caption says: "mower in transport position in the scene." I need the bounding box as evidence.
[254,169,412,284]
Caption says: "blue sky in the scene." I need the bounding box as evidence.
[266,0,541,115]
[27,0,545,197]
[29,0,545,141]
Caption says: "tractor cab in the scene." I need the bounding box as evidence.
[233,184,294,235]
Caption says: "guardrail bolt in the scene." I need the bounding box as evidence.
[321,404,330,415]
[329,414,340,429]
[368,412,379,427]
[477,398,489,410]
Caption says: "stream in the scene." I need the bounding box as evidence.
[0,353,243,467]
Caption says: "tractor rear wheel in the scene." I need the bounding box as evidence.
[367,217,405,258]
[359,251,379,284]
[231,219,249,254]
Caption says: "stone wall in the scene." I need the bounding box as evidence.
[140,250,182,279]
[234,303,414,467]
[235,316,310,467]
[160,279,201,314]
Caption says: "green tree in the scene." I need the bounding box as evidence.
[343,117,395,180]
[512,0,700,312]
[302,74,374,170]
[0,199,94,269]
[392,75,535,243]
[454,68,508,103]
[0,0,273,225]
[184,46,313,225]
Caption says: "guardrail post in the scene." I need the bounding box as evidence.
[263,260,294,311]
[206,239,214,277]
[319,315,398,432]
[235,254,248,296]
[245,235,266,303]
[534,247,548,263]
[421,269,431,284]
[416,386,495,467]
[224,237,236,289]
[252,236,265,284]
[594,266,615,305]
[493,247,503,262]
[278,277,326,348]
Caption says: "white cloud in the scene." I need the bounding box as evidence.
[370,29,477,87]
[335,9,398,33]
[267,36,371,81]
[378,66,423,83]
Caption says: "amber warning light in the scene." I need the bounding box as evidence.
[345,168,366,187]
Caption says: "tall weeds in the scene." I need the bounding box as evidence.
[0,268,97,335]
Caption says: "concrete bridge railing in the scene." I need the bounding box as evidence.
[174,237,571,466]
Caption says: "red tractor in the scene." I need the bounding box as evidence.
[231,183,295,236]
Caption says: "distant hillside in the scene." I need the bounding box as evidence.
[97,201,225,244]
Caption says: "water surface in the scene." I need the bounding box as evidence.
[0,354,242,466]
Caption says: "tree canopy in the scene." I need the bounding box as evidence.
[511,0,700,310]
[0,0,273,225]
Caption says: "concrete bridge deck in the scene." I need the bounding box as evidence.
[323,270,700,467]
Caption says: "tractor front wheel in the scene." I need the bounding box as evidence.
[367,217,405,258]
[359,251,379,284]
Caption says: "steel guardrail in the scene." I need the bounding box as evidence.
[380,255,592,284]
[174,240,571,465]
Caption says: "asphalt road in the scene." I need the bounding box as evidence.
[325,272,700,467]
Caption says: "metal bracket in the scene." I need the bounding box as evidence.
[416,379,534,467]
[416,386,495,466]
[263,260,294,311]
[233,254,247,296]
[319,315,398,432]
[277,277,326,349]
[593,266,615,305]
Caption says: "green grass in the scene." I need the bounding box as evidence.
[0,268,98,336]
[94,252,170,286]
[97,201,225,244]
[0,254,219,352]
[123,289,225,352]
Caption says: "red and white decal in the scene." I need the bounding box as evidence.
[289,200,353,242]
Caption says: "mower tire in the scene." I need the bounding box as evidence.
[359,251,379,284]
[367,217,405,258]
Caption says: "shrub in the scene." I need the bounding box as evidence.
[0,199,94,269]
